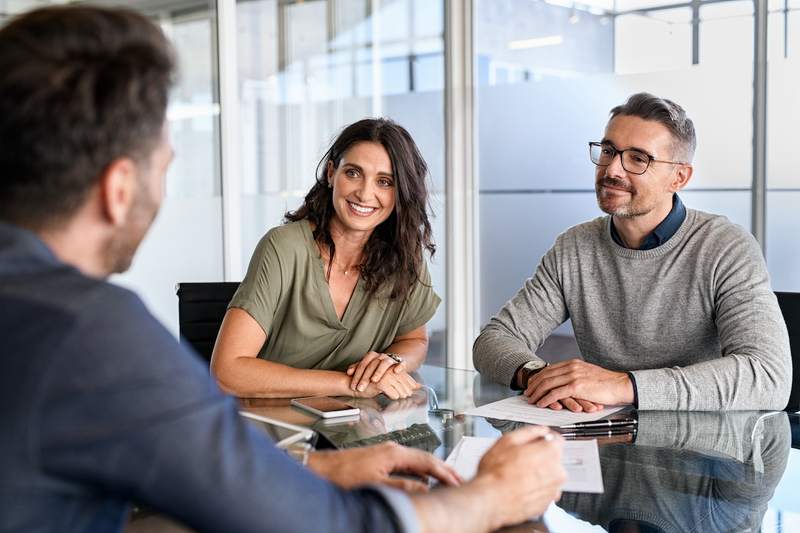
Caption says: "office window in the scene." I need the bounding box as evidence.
[767,0,800,291]
[236,0,448,364]
[113,3,224,336]
[615,8,692,74]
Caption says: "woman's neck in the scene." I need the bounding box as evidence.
[326,216,371,267]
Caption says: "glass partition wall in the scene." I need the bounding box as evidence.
[767,0,800,291]
[0,0,797,367]
[0,0,225,335]
[475,0,761,358]
[235,0,448,364]
[0,0,448,356]
[114,1,225,336]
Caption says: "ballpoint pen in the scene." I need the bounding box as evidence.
[559,418,637,430]
[560,427,637,439]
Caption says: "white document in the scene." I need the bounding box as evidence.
[445,436,604,493]
[464,395,623,426]
[542,502,607,532]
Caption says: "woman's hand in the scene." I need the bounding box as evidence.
[351,369,421,400]
[347,351,407,392]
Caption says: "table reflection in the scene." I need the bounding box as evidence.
[553,411,790,533]
[238,366,797,533]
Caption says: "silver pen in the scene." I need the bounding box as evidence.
[561,427,636,439]
[559,418,637,430]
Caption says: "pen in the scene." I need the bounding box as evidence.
[559,418,637,430]
[561,427,637,439]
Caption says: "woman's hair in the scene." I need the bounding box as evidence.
[286,118,435,300]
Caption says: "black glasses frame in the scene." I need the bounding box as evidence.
[588,141,686,175]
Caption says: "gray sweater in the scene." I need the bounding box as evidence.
[473,209,792,410]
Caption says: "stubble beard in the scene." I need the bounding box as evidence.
[595,176,654,219]
[104,185,159,275]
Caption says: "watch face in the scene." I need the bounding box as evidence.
[524,360,547,371]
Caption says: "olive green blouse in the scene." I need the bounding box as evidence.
[229,220,441,371]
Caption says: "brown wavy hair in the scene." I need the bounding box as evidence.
[286,118,435,300]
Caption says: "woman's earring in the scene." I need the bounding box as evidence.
[327,181,332,188]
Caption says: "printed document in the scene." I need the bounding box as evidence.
[464,395,623,426]
[445,436,604,493]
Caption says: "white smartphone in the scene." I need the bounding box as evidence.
[291,396,361,418]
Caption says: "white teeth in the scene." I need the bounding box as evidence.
[348,202,376,214]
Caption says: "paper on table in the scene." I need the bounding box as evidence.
[558,439,604,493]
[542,502,607,531]
[464,395,623,426]
[445,436,604,493]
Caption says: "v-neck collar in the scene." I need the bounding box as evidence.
[301,219,364,329]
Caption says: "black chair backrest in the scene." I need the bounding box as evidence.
[176,282,240,363]
[776,291,800,412]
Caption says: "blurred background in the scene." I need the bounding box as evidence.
[1,0,797,370]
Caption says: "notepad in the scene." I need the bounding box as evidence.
[464,395,623,426]
[445,436,604,493]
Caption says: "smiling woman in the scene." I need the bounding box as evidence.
[210,118,440,400]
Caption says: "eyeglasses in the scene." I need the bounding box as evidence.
[589,142,685,175]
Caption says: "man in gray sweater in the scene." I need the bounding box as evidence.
[473,93,791,412]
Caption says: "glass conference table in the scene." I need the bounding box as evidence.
[239,364,800,533]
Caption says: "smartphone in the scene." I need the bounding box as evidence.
[291,396,361,418]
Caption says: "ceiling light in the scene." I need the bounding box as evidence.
[508,35,564,50]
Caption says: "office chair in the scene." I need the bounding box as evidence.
[776,291,800,412]
[176,282,240,363]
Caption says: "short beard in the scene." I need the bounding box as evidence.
[104,227,139,274]
[103,183,158,274]
[598,202,652,218]
[595,176,652,218]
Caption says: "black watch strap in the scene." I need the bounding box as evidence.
[510,362,528,390]
[512,362,549,391]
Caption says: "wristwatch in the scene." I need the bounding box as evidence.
[517,360,548,389]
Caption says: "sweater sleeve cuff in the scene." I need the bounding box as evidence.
[496,351,539,389]
[626,371,639,408]
[629,368,678,410]
[372,486,421,533]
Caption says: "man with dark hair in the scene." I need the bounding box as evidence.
[0,6,567,532]
[474,92,791,412]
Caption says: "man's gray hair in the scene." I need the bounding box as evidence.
[610,92,696,163]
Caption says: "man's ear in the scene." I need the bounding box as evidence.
[99,157,138,226]
[670,163,693,192]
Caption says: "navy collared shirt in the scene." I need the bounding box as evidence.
[610,194,686,250]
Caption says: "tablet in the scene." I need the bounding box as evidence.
[239,411,315,449]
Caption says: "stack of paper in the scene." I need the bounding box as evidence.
[445,436,604,493]
[464,395,623,426]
